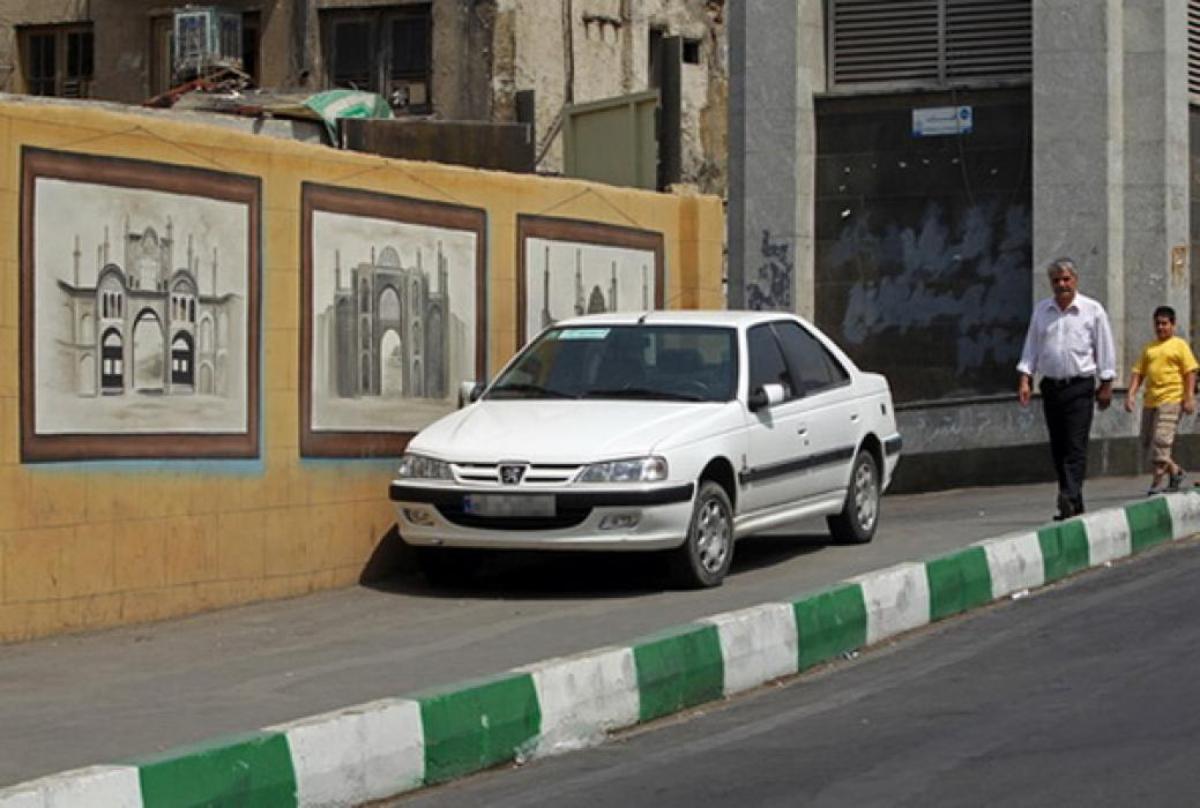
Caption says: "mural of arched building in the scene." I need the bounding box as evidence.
[22,147,259,461]
[302,183,484,458]
[54,221,238,399]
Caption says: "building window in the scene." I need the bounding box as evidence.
[682,39,701,65]
[241,11,261,84]
[827,0,1031,90]
[20,24,94,98]
[648,27,666,89]
[322,5,432,112]
[149,11,259,98]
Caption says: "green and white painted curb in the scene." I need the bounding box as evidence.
[4,492,1198,807]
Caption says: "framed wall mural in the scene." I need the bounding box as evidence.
[517,215,665,346]
[20,148,261,461]
[301,183,486,458]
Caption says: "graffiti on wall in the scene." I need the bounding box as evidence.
[746,229,793,311]
[20,148,260,461]
[301,184,485,458]
[517,216,665,345]
[826,200,1031,401]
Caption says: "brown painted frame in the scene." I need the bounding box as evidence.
[300,182,487,458]
[516,214,666,346]
[19,147,261,462]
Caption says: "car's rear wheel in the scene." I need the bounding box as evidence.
[670,480,734,588]
[827,449,880,544]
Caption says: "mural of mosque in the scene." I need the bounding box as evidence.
[539,245,652,330]
[53,218,240,398]
[315,242,450,400]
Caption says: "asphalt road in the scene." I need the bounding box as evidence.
[401,536,1200,808]
[0,475,1166,786]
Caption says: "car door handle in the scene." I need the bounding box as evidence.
[849,413,860,422]
[797,425,808,436]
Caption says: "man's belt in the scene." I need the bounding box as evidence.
[1041,375,1091,388]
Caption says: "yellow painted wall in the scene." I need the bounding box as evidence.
[0,96,724,644]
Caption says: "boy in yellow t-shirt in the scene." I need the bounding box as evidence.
[1124,305,1199,494]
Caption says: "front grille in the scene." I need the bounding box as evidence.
[435,504,592,531]
[452,462,583,486]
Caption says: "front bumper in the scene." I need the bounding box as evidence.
[389,481,696,551]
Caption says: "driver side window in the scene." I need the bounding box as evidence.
[747,324,794,400]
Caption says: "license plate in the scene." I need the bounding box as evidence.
[463,494,556,517]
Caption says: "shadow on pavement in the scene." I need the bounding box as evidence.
[360,529,834,601]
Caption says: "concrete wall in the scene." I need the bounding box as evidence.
[0,94,724,643]
[727,0,821,315]
[1191,107,1200,346]
[1033,0,1189,381]
[730,0,1193,492]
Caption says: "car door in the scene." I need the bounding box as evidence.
[740,323,816,515]
[772,319,860,499]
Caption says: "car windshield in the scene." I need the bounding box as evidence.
[487,324,738,402]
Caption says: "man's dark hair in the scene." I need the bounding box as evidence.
[1154,305,1176,323]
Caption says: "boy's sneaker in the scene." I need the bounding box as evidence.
[1147,486,1165,497]
[1168,471,1186,492]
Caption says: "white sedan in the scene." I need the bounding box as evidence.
[389,310,901,588]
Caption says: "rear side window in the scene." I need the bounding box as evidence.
[773,320,849,396]
[747,324,794,399]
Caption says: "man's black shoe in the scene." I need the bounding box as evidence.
[1055,493,1074,521]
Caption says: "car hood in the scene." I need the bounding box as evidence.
[409,399,735,463]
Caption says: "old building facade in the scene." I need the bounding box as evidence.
[0,0,727,193]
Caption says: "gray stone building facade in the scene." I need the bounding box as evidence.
[729,0,1194,491]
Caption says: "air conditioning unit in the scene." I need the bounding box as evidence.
[173,6,242,79]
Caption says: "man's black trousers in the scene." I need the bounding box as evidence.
[1039,376,1096,514]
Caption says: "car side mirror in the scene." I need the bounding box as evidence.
[458,380,484,408]
[749,383,786,412]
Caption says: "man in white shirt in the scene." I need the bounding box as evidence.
[1017,257,1116,520]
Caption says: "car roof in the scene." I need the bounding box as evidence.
[550,309,799,329]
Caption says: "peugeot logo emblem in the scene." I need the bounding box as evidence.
[499,464,527,485]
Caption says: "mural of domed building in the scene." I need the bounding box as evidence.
[537,245,653,331]
[518,215,665,344]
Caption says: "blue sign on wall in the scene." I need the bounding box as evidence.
[912,106,973,137]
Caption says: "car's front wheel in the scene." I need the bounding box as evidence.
[670,480,734,588]
[827,449,880,544]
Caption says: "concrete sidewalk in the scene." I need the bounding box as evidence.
[0,476,1190,805]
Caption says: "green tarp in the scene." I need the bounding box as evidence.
[303,89,394,141]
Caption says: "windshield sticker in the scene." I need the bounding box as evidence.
[557,328,611,340]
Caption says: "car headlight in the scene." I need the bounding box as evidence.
[577,456,668,483]
[396,453,453,480]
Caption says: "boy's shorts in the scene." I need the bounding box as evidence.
[1140,401,1182,466]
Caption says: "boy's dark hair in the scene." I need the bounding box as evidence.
[1154,305,1176,323]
